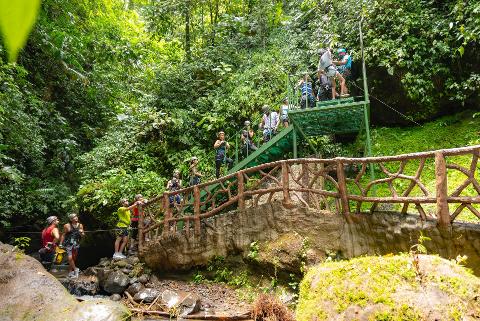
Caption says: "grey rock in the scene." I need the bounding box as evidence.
[129,277,138,284]
[127,257,140,265]
[110,294,122,301]
[66,275,100,296]
[161,289,201,316]
[137,274,149,284]
[122,268,131,274]
[126,282,144,296]
[125,264,133,270]
[134,288,160,303]
[103,271,130,294]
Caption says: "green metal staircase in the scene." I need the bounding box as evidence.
[228,97,368,174]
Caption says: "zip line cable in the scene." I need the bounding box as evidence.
[350,82,423,127]
[4,227,139,235]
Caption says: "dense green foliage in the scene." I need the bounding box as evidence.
[0,0,479,229]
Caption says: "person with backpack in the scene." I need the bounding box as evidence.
[334,48,352,79]
[214,131,234,178]
[316,70,332,101]
[60,213,84,278]
[318,48,349,99]
[297,74,316,109]
[39,216,60,268]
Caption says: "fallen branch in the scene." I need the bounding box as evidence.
[124,292,140,307]
[129,308,171,317]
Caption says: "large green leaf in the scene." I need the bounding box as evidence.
[0,0,41,62]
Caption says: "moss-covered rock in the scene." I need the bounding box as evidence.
[296,254,480,321]
[0,243,131,321]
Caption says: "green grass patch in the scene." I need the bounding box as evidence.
[344,111,480,222]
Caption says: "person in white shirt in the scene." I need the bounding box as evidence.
[279,98,290,127]
[318,48,349,99]
[259,105,279,143]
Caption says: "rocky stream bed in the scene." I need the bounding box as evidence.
[61,254,252,319]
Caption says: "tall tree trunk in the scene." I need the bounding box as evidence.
[185,0,192,60]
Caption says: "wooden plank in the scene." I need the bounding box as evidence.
[435,152,450,227]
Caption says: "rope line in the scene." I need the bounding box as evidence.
[351,82,423,127]
[4,227,139,235]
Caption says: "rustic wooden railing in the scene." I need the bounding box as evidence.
[138,145,480,252]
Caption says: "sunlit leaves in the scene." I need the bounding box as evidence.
[0,0,41,61]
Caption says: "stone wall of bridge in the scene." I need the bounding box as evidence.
[141,202,480,275]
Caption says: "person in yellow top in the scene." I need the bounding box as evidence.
[113,198,140,259]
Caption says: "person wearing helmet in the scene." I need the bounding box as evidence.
[214,131,234,178]
[39,216,60,267]
[189,157,203,186]
[60,213,84,278]
[318,48,349,99]
[334,48,352,79]
[167,170,183,205]
[240,129,257,159]
[113,198,141,259]
[259,105,279,143]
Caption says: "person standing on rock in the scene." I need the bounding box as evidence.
[114,198,139,260]
[39,216,60,268]
[130,194,146,250]
[60,213,84,278]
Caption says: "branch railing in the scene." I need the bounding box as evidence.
[138,145,480,252]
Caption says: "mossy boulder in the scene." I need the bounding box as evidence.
[296,254,480,321]
[0,243,131,321]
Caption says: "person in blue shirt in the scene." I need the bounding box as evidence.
[297,73,316,109]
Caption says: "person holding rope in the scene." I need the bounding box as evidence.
[214,131,234,178]
[60,213,84,278]
[318,48,349,99]
[113,198,140,259]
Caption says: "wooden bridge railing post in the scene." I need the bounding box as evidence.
[282,162,293,207]
[302,163,310,204]
[336,160,351,219]
[193,186,201,235]
[138,202,144,254]
[163,193,172,235]
[237,172,245,210]
[435,151,450,227]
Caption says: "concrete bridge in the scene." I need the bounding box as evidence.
[137,145,480,273]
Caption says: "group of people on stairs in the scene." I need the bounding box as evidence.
[165,48,353,197]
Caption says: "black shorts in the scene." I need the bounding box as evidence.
[115,227,129,237]
[130,221,138,239]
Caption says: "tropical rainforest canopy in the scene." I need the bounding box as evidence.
[0,0,479,229]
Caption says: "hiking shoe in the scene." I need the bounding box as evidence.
[68,271,76,278]
[340,94,350,98]
[74,268,80,278]
[117,253,127,259]
[112,252,120,259]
